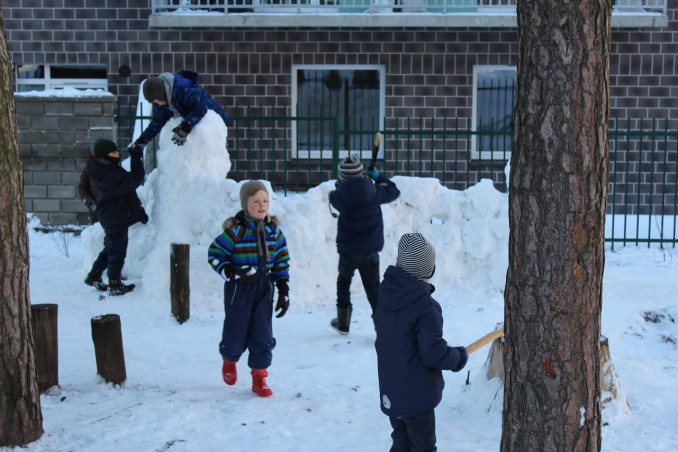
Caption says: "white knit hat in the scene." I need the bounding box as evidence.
[396,233,436,280]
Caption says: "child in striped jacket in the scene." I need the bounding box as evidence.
[208,180,290,397]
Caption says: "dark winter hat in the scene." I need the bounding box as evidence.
[143,78,167,103]
[240,180,268,211]
[93,138,118,159]
[338,154,364,181]
[396,233,436,281]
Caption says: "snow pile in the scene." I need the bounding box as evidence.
[81,115,509,309]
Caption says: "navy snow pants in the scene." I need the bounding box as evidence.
[219,275,276,370]
[90,228,129,281]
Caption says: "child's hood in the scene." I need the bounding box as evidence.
[379,265,434,313]
[331,177,377,208]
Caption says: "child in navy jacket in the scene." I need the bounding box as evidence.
[329,154,400,334]
[128,70,229,153]
[208,180,290,397]
[375,233,468,451]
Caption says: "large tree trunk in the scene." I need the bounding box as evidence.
[501,1,611,451]
[0,11,44,446]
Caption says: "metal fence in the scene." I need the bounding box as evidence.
[115,105,678,247]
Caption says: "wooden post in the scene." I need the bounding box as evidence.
[30,303,58,392]
[91,314,126,384]
[170,243,190,324]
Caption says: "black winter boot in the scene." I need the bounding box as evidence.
[108,280,135,296]
[330,306,353,335]
[84,271,107,291]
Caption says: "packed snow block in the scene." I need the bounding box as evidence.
[600,336,631,410]
[30,303,59,392]
[91,314,127,385]
[170,243,190,324]
[477,334,630,411]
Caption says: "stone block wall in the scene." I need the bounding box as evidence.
[16,95,117,226]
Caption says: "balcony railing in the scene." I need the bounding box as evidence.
[150,0,668,28]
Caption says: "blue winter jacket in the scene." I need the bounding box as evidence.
[329,174,400,255]
[375,265,466,418]
[207,211,290,283]
[140,71,230,143]
[86,155,145,235]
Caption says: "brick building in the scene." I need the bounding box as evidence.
[2,1,677,226]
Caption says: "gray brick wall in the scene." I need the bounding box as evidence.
[16,95,117,226]
[3,1,677,135]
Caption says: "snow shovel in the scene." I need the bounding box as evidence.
[466,326,504,354]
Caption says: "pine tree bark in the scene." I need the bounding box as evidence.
[0,12,44,446]
[501,1,611,451]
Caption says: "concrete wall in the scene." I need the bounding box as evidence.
[16,95,117,226]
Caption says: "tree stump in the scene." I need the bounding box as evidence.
[30,303,58,392]
[91,314,126,384]
[482,334,630,409]
[170,243,190,324]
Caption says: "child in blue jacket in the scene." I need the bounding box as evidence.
[128,70,230,152]
[208,180,290,397]
[375,233,468,451]
[329,154,400,334]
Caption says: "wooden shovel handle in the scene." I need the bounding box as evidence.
[466,326,504,354]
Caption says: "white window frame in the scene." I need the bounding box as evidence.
[291,64,385,160]
[471,64,516,161]
[15,64,108,92]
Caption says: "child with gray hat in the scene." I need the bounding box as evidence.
[207,180,290,397]
[374,232,468,451]
[329,153,400,334]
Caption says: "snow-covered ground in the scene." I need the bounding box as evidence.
[5,114,678,451]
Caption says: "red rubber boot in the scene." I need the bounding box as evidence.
[222,358,237,385]
[251,369,273,397]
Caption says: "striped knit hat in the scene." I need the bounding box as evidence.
[396,233,436,280]
[338,154,365,181]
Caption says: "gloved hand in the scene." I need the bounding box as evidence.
[127,137,146,159]
[274,279,289,318]
[451,346,468,372]
[220,264,259,284]
[140,208,149,225]
[365,167,380,180]
[84,198,96,212]
[171,121,192,146]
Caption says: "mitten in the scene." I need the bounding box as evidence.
[451,346,468,372]
[127,137,146,159]
[140,208,149,225]
[84,197,96,211]
[220,264,259,284]
[171,121,192,145]
[236,266,259,284]
[365,167,380,180]
[274,279,289,318]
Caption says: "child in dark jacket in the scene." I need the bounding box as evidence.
[375,233,468,452]
[127,70,230,153]
[329,154,400,334]
[208,180,290,397]
[84,138,148,296]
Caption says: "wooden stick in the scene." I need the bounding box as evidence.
[466,326,504,354]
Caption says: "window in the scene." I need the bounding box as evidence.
[15,64,108,92]
[472,65,516,160]
[292,65,385,159]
